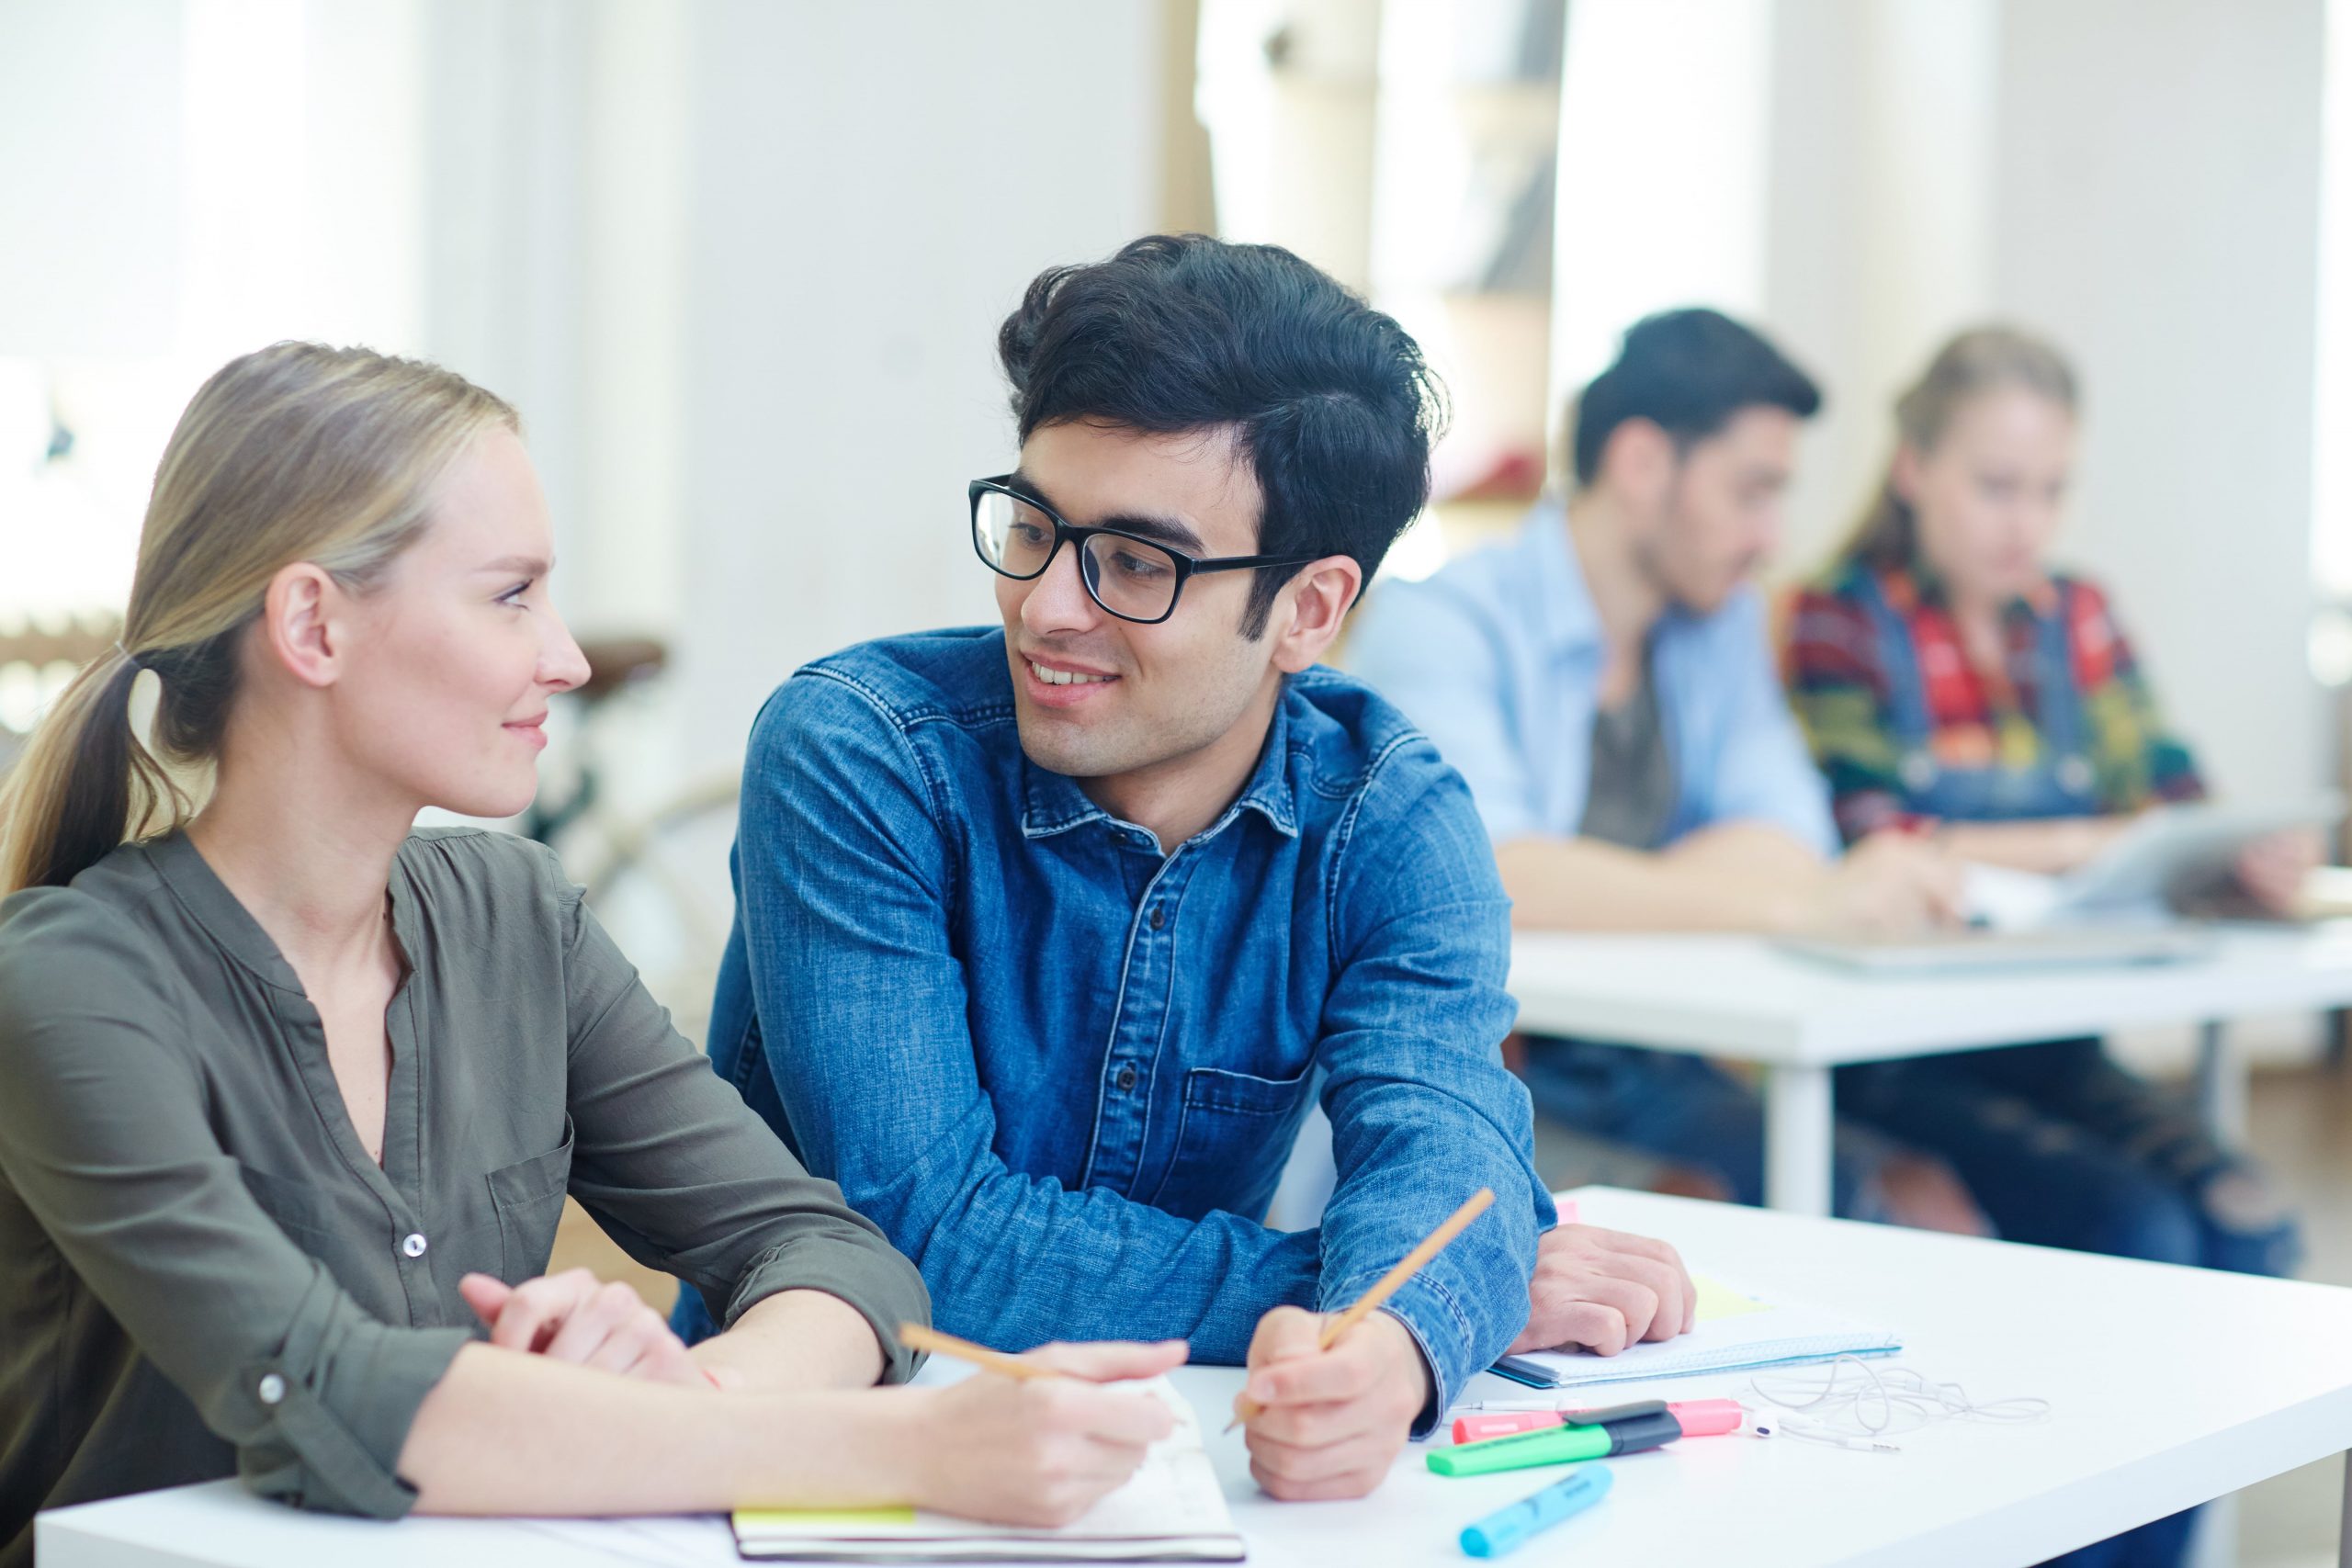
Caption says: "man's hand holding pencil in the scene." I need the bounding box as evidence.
[1231,1189,1494,1503]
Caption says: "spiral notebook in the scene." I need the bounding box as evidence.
[730,1377,1245,1562]
[1506,1275,1900,1390]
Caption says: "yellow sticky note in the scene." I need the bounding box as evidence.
[735,1506,919,1529]
[1691,1275,1770,1323]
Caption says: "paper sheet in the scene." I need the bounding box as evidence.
[1516,1277,1898,1388]
[1692,1274,1770,1323]
[733,1376,1243,1561]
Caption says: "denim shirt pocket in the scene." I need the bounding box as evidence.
[1148,1066,1315,1220]
[488,1114,575,1281]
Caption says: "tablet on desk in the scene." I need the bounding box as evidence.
[1964,795,2344,930]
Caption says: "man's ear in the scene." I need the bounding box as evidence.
[1600,418,1677,513]
[1267,555,1363,674]
[259,562,345,690]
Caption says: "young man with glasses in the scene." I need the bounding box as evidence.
[682,235,1695,1501]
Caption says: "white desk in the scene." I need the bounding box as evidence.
[39,1189,2352,1568]
[1507,925,2352,1213]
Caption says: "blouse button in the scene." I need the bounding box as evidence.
[1116,1064,1138,1092]
[401,1232,429,1258]
[257,1372,287,1405]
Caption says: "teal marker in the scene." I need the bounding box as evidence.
[1459,1464,1613,1558]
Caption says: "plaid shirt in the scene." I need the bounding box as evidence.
[1781,561,2205,842]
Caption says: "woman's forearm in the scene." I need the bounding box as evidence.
[399,1341,924,1515]
[693,1288,888,1394]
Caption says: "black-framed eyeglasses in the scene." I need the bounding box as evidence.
[968,475,1319,626]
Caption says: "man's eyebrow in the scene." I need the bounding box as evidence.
[476,555,552,576]
[1096,510,1207,554]
[1008,469,1207,554]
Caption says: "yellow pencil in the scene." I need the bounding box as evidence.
[1225,1187,1497,1432]
[898,1323,1064,1382]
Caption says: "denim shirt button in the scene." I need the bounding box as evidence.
[1148,906,1164,931]
[1116,1063,1138,1091]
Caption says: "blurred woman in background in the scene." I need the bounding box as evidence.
[1783,325,2309,1568]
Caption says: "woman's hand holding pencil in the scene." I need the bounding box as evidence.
[894,1326,1190,1528]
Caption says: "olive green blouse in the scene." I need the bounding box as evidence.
[0,828,929,1564]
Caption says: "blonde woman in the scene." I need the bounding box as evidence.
[0,343,1182,1564]
[1781,325,2305,1568]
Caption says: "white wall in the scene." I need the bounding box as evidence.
[671,1,1163,779]
[1993,0,2326,804]
[1768,0,1999,573]
[1549,0,1775,413]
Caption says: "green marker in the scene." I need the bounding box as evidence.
[1429,1407,1683,1478]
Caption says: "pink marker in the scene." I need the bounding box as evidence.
[1452,1399,1745,1447]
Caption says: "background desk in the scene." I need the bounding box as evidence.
[1507,926,2352,1213]
[40,1189,2352,1568]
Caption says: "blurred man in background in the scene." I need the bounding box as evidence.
[1349,309,1981,1231]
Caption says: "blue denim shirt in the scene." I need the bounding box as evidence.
[703,627,1550,1425]
[1346,505,1837,855]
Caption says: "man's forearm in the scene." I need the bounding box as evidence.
[692,1289,888,1394]
[1498,824,1828,932]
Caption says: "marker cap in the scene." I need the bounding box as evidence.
[1668,1398,1745,1438]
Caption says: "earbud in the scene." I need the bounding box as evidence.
[1747,1409,1900,1454]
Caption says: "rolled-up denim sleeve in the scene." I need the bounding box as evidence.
[1346,581,1543,843]
[0,905,468,1518]
[1313,739,1552,1432]
[735,671,1319,1362]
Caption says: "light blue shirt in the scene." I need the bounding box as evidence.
[1346,504,1837,855]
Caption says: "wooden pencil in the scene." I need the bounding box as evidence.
[1225,1186,1498,1431]
[898,1323,1063,1382]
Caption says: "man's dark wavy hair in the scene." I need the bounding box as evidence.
[998,233,1446,638]
[1570,307,1822,489]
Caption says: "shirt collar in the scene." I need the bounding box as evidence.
[1884,560,2059,620]
[1529,502,1605,659]
[144,829,419,996]
[1018,690,1301,845]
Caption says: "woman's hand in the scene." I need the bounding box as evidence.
[910,1340,1189,1527]
[459,1269,716,1390]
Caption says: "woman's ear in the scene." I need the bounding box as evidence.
[1891,442,1926,507]
[260,562,344,690]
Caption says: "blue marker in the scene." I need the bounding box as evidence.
[1458,1463,1613,1559]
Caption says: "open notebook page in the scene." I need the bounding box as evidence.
[1510,1275,1899,1390]
[732,1375,1245,1562]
